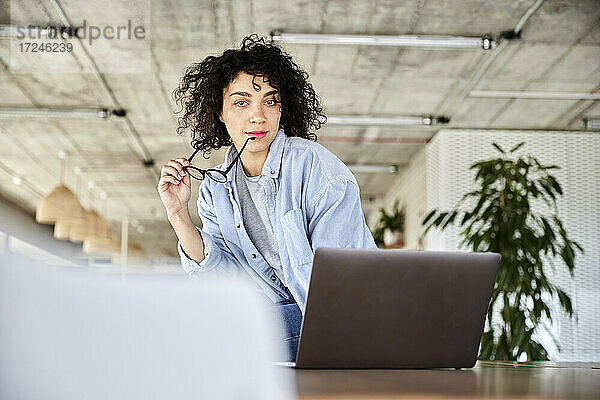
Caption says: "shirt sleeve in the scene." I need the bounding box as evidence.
[178,181,244,276]
[308,178,377,250]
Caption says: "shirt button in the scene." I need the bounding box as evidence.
[205,252,209,257]
[271,275,276,281]
[270,170,275,174]
[236,223,240,228]
[251,253,256,258]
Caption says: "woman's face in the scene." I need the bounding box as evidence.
[219,72,282,158]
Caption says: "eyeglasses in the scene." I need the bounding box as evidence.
[183,136,255,183]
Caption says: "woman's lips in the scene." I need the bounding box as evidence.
[246,130,268,139]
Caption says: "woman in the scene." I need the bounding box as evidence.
[158,34,376,361]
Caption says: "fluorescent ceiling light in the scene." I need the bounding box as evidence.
[347,164,399,174]
[0,107,120,119]
[469,90,600,100]
[271,32,493,50]
[582,119,600,130]
[326,115,449,126]
[0,25,22,38]
[319,136,428,144]
[0,24,75,39]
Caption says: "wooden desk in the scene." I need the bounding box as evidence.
[283,361,600,399]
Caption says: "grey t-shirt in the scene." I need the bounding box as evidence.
[235,162,286,286]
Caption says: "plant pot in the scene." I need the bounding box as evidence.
[383,229,404,247]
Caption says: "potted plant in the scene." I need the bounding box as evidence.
[422,142,583,361]
[372,200,405,248]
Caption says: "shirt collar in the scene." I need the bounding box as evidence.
[224,126,286,182]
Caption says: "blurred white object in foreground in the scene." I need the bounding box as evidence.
[0,253,294,400]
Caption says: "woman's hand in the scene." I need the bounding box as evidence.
[157,158,192,218]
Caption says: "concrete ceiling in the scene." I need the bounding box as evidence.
[0,0,599,259]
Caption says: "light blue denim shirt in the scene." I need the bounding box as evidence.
[178,127,377,313]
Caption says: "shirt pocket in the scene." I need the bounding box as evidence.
[281,208,314,268]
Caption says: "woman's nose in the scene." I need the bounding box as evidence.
[249,104,267,123]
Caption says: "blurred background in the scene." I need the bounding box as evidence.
[0,0,598,361]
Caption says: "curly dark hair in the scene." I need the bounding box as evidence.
[173,34,327,157]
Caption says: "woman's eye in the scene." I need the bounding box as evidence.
[265,99,277,106]
[235,100,247,107]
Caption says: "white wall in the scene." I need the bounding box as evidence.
[380,147,427,249]
[416,129,599,361]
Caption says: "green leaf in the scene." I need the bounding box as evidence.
[478,330,495,360]
[560,244,576,272]
[422,209,437,226]
[510,142,526,153]
[432,212,449,227]
[492,142,506,154]
[547,175,563,196]
[441,211,458,229]
[556,289,573,316]
[540,217,556,241]
[573,241,584,254]
[460,211,473,225]
[539,181,556,200]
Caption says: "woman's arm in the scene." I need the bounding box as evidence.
[158,157,206,263]
[175,180,245,275]
[168,209,205,263]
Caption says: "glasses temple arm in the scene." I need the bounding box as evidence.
[187,148,201,164]
[222,137,254,174]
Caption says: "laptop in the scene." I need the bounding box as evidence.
[287,248,500,369]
